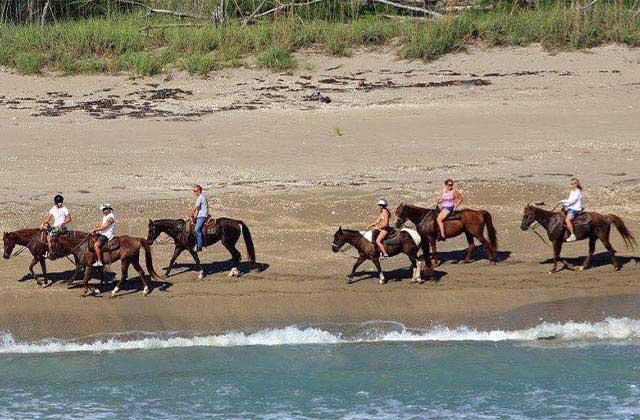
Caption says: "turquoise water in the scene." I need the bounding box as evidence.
[1,321,640,419]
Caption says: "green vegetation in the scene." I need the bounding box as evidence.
[1,2,639,75]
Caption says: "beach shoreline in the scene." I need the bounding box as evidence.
[1,45,639,342]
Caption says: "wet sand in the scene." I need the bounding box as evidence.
[1,45,639,341]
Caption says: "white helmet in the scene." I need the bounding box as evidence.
[377,198,388,207]
[100,203,113,211]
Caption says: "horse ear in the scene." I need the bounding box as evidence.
[338,226,342,232]
[148,219,153,225]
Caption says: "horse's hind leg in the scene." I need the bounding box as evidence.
[223,241,242,278]
[474,232,495,265]
[580,236,597,272]
[463,232,476,264]
[81,267,96,297]
[408,253,419,284]
[131,260,150,296]
[111,259,129,298]
[373,258,386,285]
[599,235,618,271]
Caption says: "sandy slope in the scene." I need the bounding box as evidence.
[0,45,639,340]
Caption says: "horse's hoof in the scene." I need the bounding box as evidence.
[198,272,205,280]
[346,278,352,284]
[93,288,100,295]
[143,286,150,296]
[578,266,585,272]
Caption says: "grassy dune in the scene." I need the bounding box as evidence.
[1,3,639,75]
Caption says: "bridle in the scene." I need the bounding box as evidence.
[526,203,562,248]
[9,230,43,257]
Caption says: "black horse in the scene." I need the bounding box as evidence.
[521,204,636,273]
[331,227,431,284]
[147,218,256,279]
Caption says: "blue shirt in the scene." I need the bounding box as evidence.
[195,193,209,218]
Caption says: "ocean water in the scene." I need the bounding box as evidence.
[1,319,640,419]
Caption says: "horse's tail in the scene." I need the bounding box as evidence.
[239,221,256,263]
[480,210,498,253]
[608,214,637,250]
[142,240,166,280]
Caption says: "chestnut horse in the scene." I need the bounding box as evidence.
[395,203,498,265]
[520,204,636,273]
[3,228,86,287]
[331,227,432,284]
[50,234,164,297]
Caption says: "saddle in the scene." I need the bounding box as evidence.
[186,217,218,235]
[89,237,121,253]
[361,228,399,244]
[434,207,462,221]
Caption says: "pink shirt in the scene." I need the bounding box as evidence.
[441,189,455,207]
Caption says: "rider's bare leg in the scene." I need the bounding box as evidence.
[377,230,389,256]
[437,210,449,240]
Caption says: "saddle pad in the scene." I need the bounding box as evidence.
[401,228,421,246]
[360,230,374,243]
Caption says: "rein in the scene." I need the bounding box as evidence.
[11,230,43,257]
[527,203,562,248]
[53,234,91,260]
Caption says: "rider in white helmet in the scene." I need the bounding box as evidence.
[91,203,116,267]
[367,198,392,259]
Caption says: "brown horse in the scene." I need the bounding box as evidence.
[395,203,498,265]
[332,227,432,284]
[50,234,164,297]
[2,228,86,287]
[520,204,636,273]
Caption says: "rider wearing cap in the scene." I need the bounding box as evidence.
[91,204,116,267]
[367,198,392,259]
[40,194,72,255]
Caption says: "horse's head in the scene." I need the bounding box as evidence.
[520,204,536,231]
[2,232,15,259]
[332,227,346,253]
[394,202,406,228]
[147,219,160,243]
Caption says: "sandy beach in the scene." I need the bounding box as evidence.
[1,44,639,341]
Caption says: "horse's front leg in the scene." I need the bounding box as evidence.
[420,241,434,282]
[80,267,97,297]
[27,256,41,285]
[429,236,440,266]
[39,257,51,288]
[187,248,205,279]
[408,254,419,284]
[347,256,366,284]
[463,232,475,264]
[372,258,386,285]
[550,240,563,274]
[166,246,184,276]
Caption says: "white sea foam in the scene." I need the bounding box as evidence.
[2,317,640,354]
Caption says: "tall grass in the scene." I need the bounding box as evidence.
[0,2,638,75]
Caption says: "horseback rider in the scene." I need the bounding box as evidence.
[435,179,463,241]
[91,203,116,267]
[40,194,72,256]
[189,184,209,252]
[561,178,584,242]
[367,198,392,259]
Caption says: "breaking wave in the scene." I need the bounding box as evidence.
[2,317,640,354]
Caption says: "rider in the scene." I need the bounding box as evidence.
[40,194,72,256]
[367,198,392,259]
[188,184,209,252]
[435,179,463,241]
[561,178,584,242]
[91,204,116,267]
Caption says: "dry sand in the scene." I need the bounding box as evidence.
[1,45,639,341]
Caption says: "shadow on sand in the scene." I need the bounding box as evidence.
[164,259,270,278]
[540,252,640,270]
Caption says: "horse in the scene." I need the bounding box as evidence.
[2,228,86,287]
[520,204,636,273]
[331,227,431,284]
[147,217,256,279]
[49,233,164,297]
[395,203,498,265]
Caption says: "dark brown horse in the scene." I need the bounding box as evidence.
[3,228,86,287]
[520,204,636,273]
[395,203,498,265]
[331,227,432,284]
[50,234,164,297]
[147,217,256,279]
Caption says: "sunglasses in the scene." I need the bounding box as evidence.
[446,184,453,187]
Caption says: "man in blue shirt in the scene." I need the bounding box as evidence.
[188,184,209,252]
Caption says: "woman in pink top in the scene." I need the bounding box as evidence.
[435,179,463,241]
